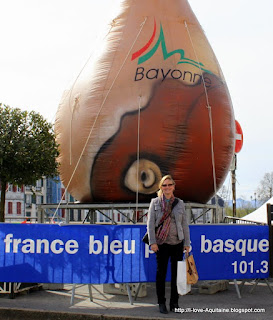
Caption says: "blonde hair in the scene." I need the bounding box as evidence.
[157,175,176,197]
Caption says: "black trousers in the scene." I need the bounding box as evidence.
[155,241,184,305]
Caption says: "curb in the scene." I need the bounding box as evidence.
[0,308,171,320]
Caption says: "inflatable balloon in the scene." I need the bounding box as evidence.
[55,0,235,204]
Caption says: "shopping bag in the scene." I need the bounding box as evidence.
[177,260,191,295]
[142,227,158,245]
[142,232,149,244]
[186,253,199,285]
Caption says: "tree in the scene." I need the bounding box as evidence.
[0,104,59,222]
[256,172,273,205]
[217,185,229,203]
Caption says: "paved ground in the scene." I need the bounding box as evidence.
[0,280,273,320]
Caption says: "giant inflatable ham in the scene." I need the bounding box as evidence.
[55,0,235,204]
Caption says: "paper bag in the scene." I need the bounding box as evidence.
[177,260,191,295]
[186,254,199,285]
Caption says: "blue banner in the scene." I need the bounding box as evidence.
[0,224,269,283]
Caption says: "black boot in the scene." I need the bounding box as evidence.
[159,303,168,314]
[170,302,179,312]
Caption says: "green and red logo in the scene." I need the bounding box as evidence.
[132,19,212,74]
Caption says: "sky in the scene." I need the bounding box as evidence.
[1,0,273,201]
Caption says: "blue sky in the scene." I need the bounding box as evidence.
[1,0,272,201]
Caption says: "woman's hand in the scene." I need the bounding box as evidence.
[151,243,159,252]
[184,246,190,254]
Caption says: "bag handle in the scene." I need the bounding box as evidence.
[183,252,189,260]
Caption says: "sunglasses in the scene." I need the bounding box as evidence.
[162,184,174,187]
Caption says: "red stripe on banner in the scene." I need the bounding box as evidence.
[131,18,157,61]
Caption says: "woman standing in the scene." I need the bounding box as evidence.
[147,175,190,314]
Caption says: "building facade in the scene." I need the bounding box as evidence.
[1,178,146,224]
[3,184,25,222]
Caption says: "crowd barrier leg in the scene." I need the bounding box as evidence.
[70,283,135,306]
[126,283,133,305]
[250,278,273,294]
[70,284,93,306]
[88,284,93,301]
[134,283,142,301]
[70,284,76,305]
[233,279,242,299]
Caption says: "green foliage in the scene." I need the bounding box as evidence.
[225,206,255,218]
[0,103,59,221]
[0,104,59,184]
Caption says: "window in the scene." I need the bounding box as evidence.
[70,209,74,221]
[17,202,22,215]
[78,210,81,221]
[8,202,12,214]
[13,185,17,192]
[36,180,42,188]
[26,194,32,207]
[36,196,41,205]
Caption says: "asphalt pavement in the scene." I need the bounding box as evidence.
[0,280,272,320]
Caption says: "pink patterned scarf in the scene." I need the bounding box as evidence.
[156,195,175,245]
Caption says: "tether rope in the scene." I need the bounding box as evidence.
[67,23,116,166]
[135,95,142,221]
[184,20,218,204]
[51,17,148,222]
